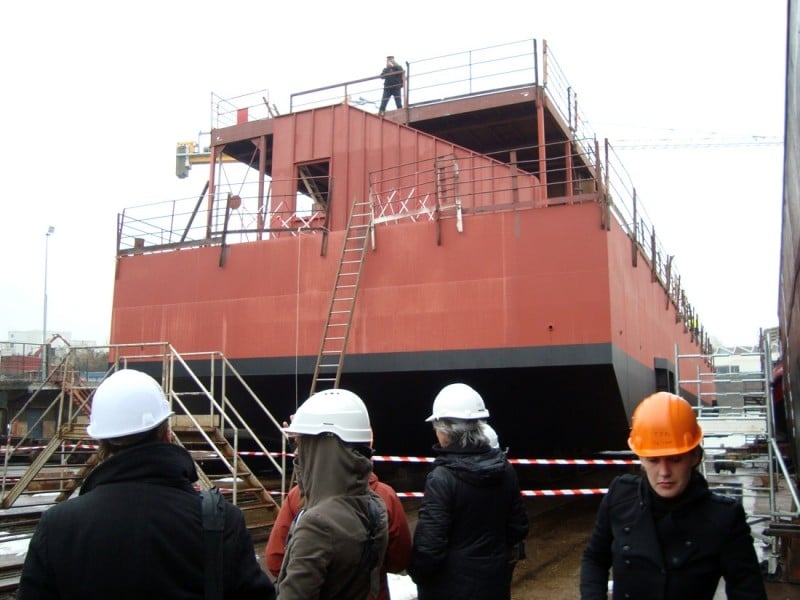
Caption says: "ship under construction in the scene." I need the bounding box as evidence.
[104,39,714,458]
[4,33,800,594]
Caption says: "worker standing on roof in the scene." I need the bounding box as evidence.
[409,383,529,600]
[276,388,389,600]
[580,392,766,599]
[379,56,405,116]
[17,368,274,599]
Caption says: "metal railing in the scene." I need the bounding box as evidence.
[116,175,333,254]
[1,343,290,507]
[127,37,711,347]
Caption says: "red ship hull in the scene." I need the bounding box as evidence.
[110,40,711,457]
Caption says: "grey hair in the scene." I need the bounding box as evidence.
[432,418,489,449]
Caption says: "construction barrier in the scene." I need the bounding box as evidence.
[4,447,627,499]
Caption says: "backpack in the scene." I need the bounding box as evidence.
[201,487,226,600]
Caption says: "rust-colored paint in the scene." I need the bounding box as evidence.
[111,203,614,359]
[112,98,707,387]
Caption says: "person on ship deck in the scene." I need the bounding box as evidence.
[379,55,404,116]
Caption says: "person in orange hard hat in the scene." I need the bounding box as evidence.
[580,392,766,599]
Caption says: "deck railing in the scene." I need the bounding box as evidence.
[131,37,711,351]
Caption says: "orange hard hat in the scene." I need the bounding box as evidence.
[627,392,703,457]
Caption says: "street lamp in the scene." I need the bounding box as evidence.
[42,226,54,380]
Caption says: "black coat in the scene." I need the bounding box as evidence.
[580,472,766,600]
[409,445,529,600]
[18,442,275,600]
[381,65,404,89]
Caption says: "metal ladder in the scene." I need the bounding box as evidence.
[310,197,373,394]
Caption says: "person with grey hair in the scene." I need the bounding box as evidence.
[18,369,275,600]
[409,383,528,599]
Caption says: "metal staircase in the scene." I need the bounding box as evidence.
[0,343,289,540]
[1,423,97,508]
[170,419,277,532]
[310,197,373,394]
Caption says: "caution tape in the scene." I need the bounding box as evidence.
[391,488,609,499]
[372,455,434,463]
[371,456,637,466]
[2,444,99,453]
[223,487,611,499]
[521,488,608,497]
[0,448,637,467]
[510,458,638,466]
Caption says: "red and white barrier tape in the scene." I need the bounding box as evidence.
[371,456,637,466]
[509,458,638,466]
[256,488,609,498]
[521,488,608,497]
[372,455,434,463]
[1,448,637,467]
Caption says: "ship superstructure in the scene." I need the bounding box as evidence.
[111,39,711,456]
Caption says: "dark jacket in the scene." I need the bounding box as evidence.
[381,64,404,89]
[276,435,389,600]
[18,442,274,600]
[580,472,766,600]
[409,445,529,600]
[265,472,411,600]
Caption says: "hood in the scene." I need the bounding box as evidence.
[432,445,508,487]
[295,434,372,508]
[81,442,199,495]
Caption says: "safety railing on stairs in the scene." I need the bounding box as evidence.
[164,349,286,507]
[1,343,291,529]
[1,350,108,508]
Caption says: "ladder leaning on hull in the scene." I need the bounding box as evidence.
[310,197,373,395]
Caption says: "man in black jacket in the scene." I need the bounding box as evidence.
[378,55,404,116]
[580,392,765,599]
[18,368,275,600]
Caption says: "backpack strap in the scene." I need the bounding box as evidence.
[201,487,226,600]
[341,496,382,595]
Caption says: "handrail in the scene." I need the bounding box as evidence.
[1,342,289,505]
[168,348,287,476]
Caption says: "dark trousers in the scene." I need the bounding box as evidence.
[380,86,402,113]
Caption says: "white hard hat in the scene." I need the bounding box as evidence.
[87,369,173,439]
[426,383,489,422]
[285,388,372,444]
[481,423,500,449]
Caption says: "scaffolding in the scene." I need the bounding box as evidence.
[676,330,800,576]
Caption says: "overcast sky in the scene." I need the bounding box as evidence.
[0,0,787,348]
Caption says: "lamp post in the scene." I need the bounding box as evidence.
[41,226,54,380]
